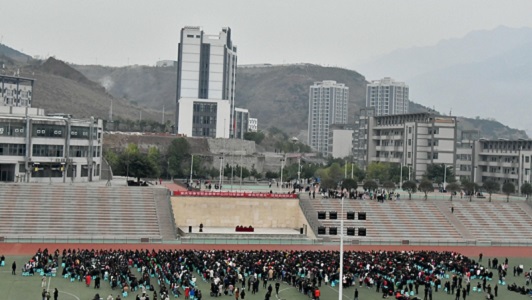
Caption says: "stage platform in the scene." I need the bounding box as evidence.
[178,226,308,240]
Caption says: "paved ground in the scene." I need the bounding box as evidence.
[0,253,530,300]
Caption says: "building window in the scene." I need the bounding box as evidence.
[32,144,64,157]
[0,144,26,156]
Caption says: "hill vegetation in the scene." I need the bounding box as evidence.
[0,43,527,140]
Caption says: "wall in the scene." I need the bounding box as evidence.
[171,197,313,233]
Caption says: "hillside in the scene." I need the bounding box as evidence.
[9,58,166,123]
[73,62,527,139]
[0,43,32,65]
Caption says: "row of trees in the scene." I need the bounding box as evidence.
[105,139,532,202]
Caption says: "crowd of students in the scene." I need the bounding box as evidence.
[14,248,531,300]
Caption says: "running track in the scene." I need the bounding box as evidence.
[1,243,530,257]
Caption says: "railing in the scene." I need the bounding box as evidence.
[2,235,531,247]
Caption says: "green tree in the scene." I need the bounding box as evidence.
[166,138,190,178]
[123,151,158,182]
[401,181,417,200]
[521,182,532,200]
[243,131,265,144]
[461,180,479,202]
[327,163,344,182]
[502,182,515,202]
[239,166,250,179]
[363,180,378,192]
[445,182,461,201]
[321,177,337,190]
[366,162,389,183]
[418,180,434,200]
[382,181,396,192]
[265,171,278,179]
[341,178,357,190]
[482,180,500,202]
[425,164,455,184]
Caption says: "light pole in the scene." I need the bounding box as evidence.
[339,196,345,300]
[280,156,285,192]
[400,163,403,190]
[189,154,194,185]
[239,150,243,191]
[443,164,446,190]
[291,137,301,184]
[219,154,224,190]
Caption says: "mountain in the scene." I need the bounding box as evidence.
[2,57,165,123]
[356,26,532,135]
[1,42,525,140]
[74,62,527,139]
[0,43,32,65]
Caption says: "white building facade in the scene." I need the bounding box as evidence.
[1,75,34,107]
[176,26,237,138]
[308,81,348,154]
[456,134,532,192]
[177,98,231,138]
[0,106,103,183]
[248,118,258,132]
[355,112,457,181]
[366,77,409,116]
[233,107,249,139]
[328,124,354,159]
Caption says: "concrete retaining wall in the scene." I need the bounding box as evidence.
[171,197,314,237]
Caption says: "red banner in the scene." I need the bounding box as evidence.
[173,191,298,199]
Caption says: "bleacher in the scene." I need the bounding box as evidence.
[0,184,164,242]
[308,195,532,245]
[451,201,532,243]
[313,198,462,242]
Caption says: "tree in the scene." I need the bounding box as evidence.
[382,181,396,192]
[341,178,357,190]
[445,182,461,201]
[321,177,337,190]
[502,182,515,202]
[425,164,455,184]
[363,180,378,192]
[482,180,500,202]
[418,180,434,200]
[461,180,479,202]
[366,162,390,183]
[123,151,158,182]
[265,171,278,180]
[401,181,417,200]
[521,182,532,200]
[166,138,190,178]
[243,131,265,144]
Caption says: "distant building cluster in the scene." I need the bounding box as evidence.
[175,26,254,139]
[1,75,34,107]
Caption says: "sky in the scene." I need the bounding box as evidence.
[2,0,532,67]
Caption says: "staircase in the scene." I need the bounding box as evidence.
[153,188,178,240]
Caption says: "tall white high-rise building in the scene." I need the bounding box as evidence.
[366,77,409,116]
[176,26,237,138]
[308,80,349,154]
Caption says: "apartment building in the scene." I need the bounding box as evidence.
[366,77,409,116]
[308,80,348,154]
[355,111,457,181]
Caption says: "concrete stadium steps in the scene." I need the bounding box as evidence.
[451,201,532,241]
[312,198,463,240]
[153,189,177,240]
[0,184,163,240]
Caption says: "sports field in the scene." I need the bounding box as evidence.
[0,246,530,300]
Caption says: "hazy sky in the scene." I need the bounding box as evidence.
[2,0,532,67]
